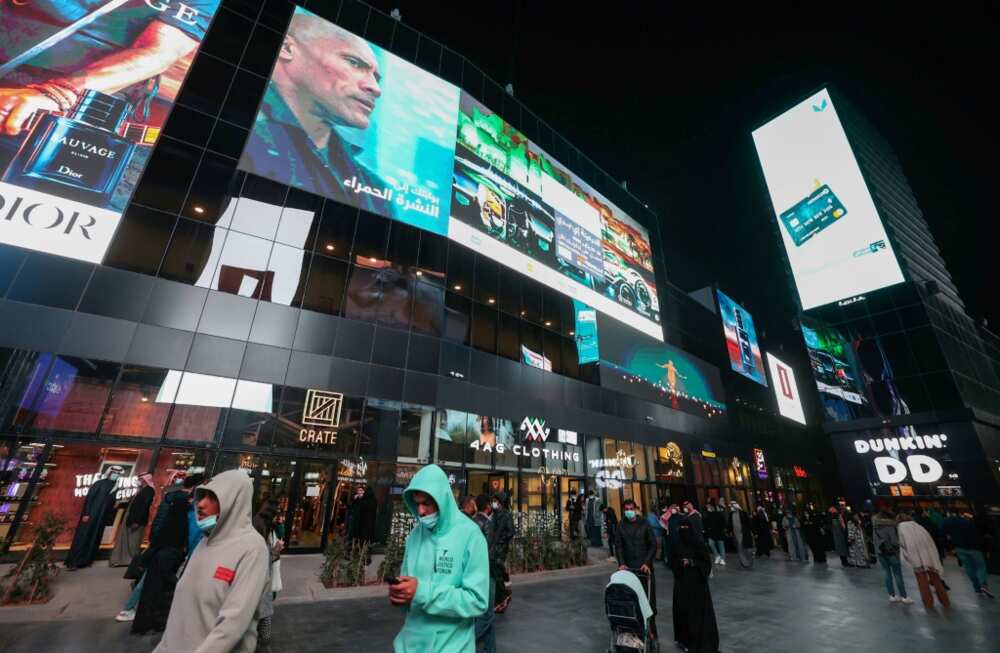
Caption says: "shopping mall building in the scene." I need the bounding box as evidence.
[0,0,823,558]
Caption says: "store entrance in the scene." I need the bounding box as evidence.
[468,471,510,500]
[241,456,335,552]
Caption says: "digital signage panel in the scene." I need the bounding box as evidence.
[752,88,905,310]
[240,7,663,341]
[716,289,767,386]
[597,315,726,420]
[0,0,221,263]
[765,352,806,425]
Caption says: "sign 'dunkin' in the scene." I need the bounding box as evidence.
[854,433,949,485]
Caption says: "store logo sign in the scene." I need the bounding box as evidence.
[519,416,549,442]
[303,389,343,427]
[854,433,948,485]
[752,448,768,480]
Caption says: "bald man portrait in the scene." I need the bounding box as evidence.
[240,10,389,211]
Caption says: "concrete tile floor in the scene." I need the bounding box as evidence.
[1,556,997,652]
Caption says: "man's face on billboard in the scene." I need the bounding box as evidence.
[286,29,382,130]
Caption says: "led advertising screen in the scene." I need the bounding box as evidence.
[752,88,905,310]
[0,0,221,263]
[240,7,663,341]
[765,352,806,425]
[716,289,767,386]
[597,314,726,420]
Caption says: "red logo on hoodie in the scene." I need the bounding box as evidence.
[214,566,236,584]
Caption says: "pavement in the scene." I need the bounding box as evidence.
[2,552,999,652]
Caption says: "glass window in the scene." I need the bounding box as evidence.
[159,219,219,285]
[182,153,242,223]
[498,313,520,361]
[353,211,390,261]
[10,442,154,552]
[163,371,233,443]
[100,366,176,440]
[301,255,348,316]
[398,404,434,461]
[444,293,471,345]
[521,279,542,324]
[416,232,447,283]
[104,204,176,276]
[221,382,282,448]
[278,189,323,250]
[7,254,91,310]
[311,200,357,259]
[474,258,499,306]
[344,262,381,323]
[386,222,420,269]
[228,175,287,240]
[360,399,401,459]
[377,266,416,331]
[498,268,520,317]
[446,246,473,298]
[411,282,445,336]
[16,356,119,436]
[202,231,274,297]
[435,409,470,466]
[471,303,497,354]
[492,418,518,470]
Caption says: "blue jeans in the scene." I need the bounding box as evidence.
[475,579,496,653]
[878,554,907,598]
[708,538,726,560]
[955,548,989,592]
[124,573,145,611]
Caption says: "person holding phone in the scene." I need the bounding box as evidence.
[389,464,489,652]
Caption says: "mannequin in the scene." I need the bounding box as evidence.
[65,466,121,570]
[110,473,155,567]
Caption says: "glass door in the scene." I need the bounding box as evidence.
[287,461,332,551]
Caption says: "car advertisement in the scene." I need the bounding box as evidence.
[716,289,767,386]
[0,0,221,263]
[240,7,663,341]
[752,88,905,310]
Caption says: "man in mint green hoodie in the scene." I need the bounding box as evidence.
[390,464,490,652]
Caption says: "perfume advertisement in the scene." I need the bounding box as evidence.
[716,288,767,386]
[0,0,221,263]
[240,5,460,237]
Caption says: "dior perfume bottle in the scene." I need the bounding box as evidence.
[2,90,135,205]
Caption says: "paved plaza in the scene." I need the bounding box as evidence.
[1,555,998,652]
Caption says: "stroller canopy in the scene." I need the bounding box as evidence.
[606,570,653,622]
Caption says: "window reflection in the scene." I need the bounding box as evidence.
[100,366,175,440]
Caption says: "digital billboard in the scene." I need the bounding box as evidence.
[0,0,221,263]
[240,7,663,340]
[597,314,726,420]
[752,88,905,310]
[716,289,767,386]
[765,352,806,425]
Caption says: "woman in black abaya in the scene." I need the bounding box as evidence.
[671,521,720,653]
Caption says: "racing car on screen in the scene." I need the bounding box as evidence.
[602,250,658,318]
[809,350,856,388]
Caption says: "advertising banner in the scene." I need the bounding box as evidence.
[752,88,905,310]
[0,0,221,263]
[716,289,767,386]
[765,352,806,425]
[240,7,663,341]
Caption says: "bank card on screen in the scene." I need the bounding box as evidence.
[779,184,847,247]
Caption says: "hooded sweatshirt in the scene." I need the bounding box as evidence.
[154,470,269,653]
[394,465,489,653]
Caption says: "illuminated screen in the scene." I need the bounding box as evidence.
[752,88,905,310]
[765,352,806,425]
[240,7,662,340]
[0,0,221,263]
[716,289,767,386]
[597,315,726,420]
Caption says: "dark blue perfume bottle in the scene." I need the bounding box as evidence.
[2,90,135,205]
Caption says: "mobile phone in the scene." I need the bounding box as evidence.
[385,576,400,585]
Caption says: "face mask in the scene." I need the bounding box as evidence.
[196,514,218,534]
[419,513,439,530]
[624,510,636,520]
[492,502,500,511]
[682,507,689,514]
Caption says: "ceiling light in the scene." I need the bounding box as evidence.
[545,321,552,327]
[454,285,462,291]
[416,271,423,276]
[488,298,495,304]
[325,244,335,251]
[192,206,204,214]
[369,257,377,263]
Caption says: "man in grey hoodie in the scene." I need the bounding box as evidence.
[153,469,270,653]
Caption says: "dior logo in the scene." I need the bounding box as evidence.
[302,389,343,428]
[0,192,96,240]
[55,136,117,159]
[519,416,549,443]
[777,365,793,399]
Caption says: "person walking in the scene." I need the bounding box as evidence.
[782,506,807,562]
[846,512,871,568]
[682,501,704,541]
[647,505,666,564]
[110,473,155,567]
[566,495,580,538]
[943,511,994,598]
[586,491,603,547]
[347,484,378,557]
[615,499,658,639]
[390,464,489,652]
[603,503,619,562]
[872,505,911,604]
[829,504,852,567]
[913,507,944,563]
[752,506,773,558]
[252,501,285,652]
[727,501,754,567]
[703,499,727,566]
[152,470,270,653]
[898,512,950,610]
[802,507,828,564]
[670,521,720,653]
[661,505,682,569]
[492,491,515,614]
[472,495,498,653]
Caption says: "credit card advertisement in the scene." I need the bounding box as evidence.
[752,88,905,310]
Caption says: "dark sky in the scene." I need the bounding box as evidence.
[369,1,999,345]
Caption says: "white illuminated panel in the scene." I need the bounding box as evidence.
[766,352,806,425]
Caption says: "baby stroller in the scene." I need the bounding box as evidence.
[605,568,658,653]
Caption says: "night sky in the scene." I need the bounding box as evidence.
[368,1,998,348]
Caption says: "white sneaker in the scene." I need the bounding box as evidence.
[900,597,914,604]
[720,558,726,566]
[115,609,136,622]
[888,595,899,603]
